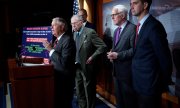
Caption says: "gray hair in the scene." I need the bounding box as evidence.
[71,15,83,22]
[52,17,68,31]
[113,5,128,19]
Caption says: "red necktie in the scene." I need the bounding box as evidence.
[135,23,140,47]
[53,39,58,48]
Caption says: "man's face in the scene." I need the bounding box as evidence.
[130,0,144,17]
[78,11,87,22]
[111,9,123,26]
[71,18,83,32]
[51,21,61,37]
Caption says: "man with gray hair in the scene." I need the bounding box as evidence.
[71,15,106,108]
[107,4,137,108]
[43,17,76,108]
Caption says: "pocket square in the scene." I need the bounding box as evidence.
[84,40,87,43]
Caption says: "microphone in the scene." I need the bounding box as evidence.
[17,47,27,66]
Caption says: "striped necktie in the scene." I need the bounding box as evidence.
[135,23,140,47]
[53,39,58,48]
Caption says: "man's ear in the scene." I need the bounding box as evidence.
[143,2,148,10]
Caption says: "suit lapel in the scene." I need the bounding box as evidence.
[135,15,152,48]
[114,22,129,48]
[55,34,64,50]
[79,27,87,51]
[118,22,129,45]
[113,28,118,47]
[73,33,76,41]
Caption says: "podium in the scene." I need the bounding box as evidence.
[8,58,54,108]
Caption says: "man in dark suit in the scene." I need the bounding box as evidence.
[130,0,173,108]
[71,15,106,108]
[42,17,76,108]
[78,8,95,30]
[107,4,136,108]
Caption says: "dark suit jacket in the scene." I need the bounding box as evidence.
[112,21,136,81]
[50,33,76,76]
[132,15,172,95]
[74,27,106,77]
[85,21,95,30]
[50,33,76,108]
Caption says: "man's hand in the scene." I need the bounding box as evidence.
[107,51,118,62]
[86,56,92,64]
[42,40,53,51]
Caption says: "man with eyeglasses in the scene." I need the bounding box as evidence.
[71,15,106,108]
[107,4,137,108]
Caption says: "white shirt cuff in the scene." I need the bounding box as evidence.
[49,49,55,57]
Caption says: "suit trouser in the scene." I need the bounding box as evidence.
[114,77,137,108]
[135,92,161,108]
[75,67,96,108]
[54,72,74,108]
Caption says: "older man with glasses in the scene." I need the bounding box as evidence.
[107,4,137,108]
[71,15,106,108]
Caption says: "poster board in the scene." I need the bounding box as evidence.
[21,26,52,63]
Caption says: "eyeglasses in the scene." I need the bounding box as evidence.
[79,14,85,16]
[111,13,121,17]
[71,21,79,25]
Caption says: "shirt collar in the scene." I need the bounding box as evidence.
[77,25,84,35]
[139,14,150,27]
[118,20,127,31]
[83,21,87,26]
[57,32,65,41]
[120,21,127,30]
